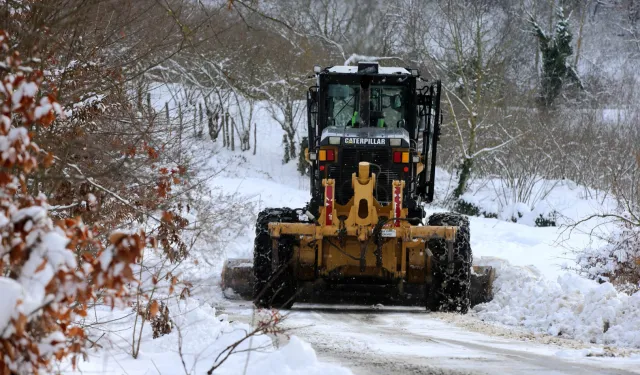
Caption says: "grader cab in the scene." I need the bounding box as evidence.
[223,62,494,313]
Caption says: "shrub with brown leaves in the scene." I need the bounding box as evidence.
[0,30,145,374]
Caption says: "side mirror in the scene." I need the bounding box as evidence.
[309,90,318,102]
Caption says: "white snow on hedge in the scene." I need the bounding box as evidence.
[474,257,640,348]
[0,206,73,339]
[444,169,617,227]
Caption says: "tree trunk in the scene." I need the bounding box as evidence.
[230,118,235,152]
[165,102,170,136]
[193,106,198,139]
[287,132,296,158]
[282,134,290,164]
[223,112,229,148]
[574,3,587,67]
[253,123,257,155]
[284,101,296,158]
[178,103,183,163]
[454,113,477,199]
[453,157,474,198]
[197,103,203,138]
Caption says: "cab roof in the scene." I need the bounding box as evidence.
[327,64,410,75]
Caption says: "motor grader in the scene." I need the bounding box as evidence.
[222,62,494,313]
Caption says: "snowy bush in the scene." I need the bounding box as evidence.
[453,184,559,226]
[453,198,497,219]
[576,221,640,294]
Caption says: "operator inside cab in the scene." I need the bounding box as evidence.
[327,84,405,129]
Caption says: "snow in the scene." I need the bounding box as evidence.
[67,299,351,375]
[247,336,350,375]
[328,65,410,75]
[18,228,73,314]
[11,80,38,110]
[0,127,30,151]
[474,258,640,348]
[0,278,22,337]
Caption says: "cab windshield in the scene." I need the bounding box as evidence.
[327,84,407,129]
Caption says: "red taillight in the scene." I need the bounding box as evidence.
[319,165,325,171]
[403,166,409,173]
[393,151,402,163]
[326,149,335,161]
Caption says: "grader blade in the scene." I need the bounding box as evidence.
[221,259,254,299]
[221,258,497,307]
[470,265,496,307]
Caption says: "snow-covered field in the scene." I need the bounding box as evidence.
[64,86,640,374]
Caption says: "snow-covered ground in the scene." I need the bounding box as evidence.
[221,301,640,375]
[62,300,349,375]
[64,85,640,374]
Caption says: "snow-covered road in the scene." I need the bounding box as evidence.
[222,301,640,375]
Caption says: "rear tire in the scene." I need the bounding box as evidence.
[426,213,472,313]
[253,208,298,309]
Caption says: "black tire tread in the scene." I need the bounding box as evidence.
[253,208,298,309]
[426,212,472,313]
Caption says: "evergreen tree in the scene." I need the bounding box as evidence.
[297,137,310,176]
[531,7,584,107]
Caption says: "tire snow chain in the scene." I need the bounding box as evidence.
[446,240,455,275]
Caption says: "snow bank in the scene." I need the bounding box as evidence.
[68,298,351,375]
[474,257,640,348]
[246,336,349,375]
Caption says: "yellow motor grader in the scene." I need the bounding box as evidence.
[222,62,494,313]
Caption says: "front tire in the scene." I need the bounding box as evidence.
[253,208,298,309]
[426,213,472,313]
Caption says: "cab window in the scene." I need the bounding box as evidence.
[326,84,407,129]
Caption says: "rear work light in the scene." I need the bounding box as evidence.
[393,151,410,163]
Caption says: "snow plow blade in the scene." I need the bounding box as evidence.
[469,265,495,306]
[221,259,254,299]
[221,259,495,307]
